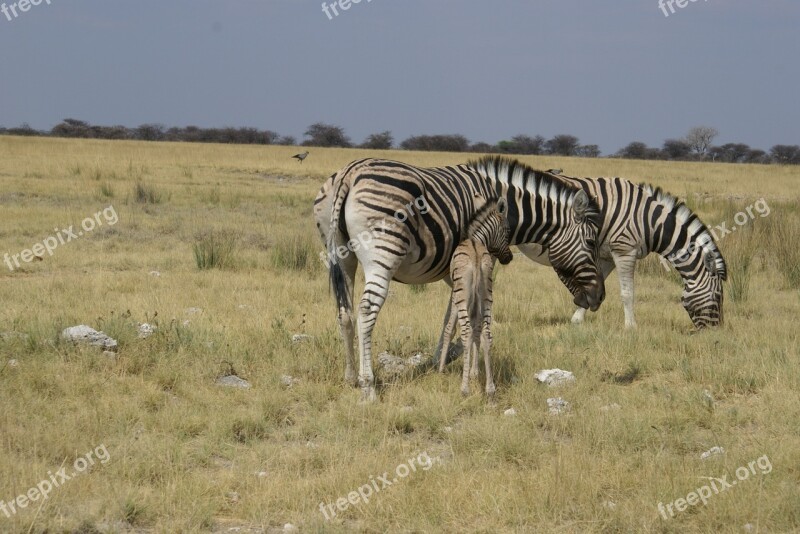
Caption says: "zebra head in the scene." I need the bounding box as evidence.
[467,197,513,265]
[547,190,605,311]
[682,249,727,329]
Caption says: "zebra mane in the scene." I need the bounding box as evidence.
[641,183,728,279]
[467,156,601,225]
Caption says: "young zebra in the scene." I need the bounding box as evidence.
[315,157,604,401]
[439,197,513,398]
[517,173,727,329]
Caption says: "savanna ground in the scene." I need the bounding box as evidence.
[0,136,799,533]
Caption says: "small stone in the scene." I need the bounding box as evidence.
[700,446,725,460]
[291,334,312,343]
[283,524,298,533]
[226,491,240,503]
[138,323,156,339]
[216,375,251,389]
[401,405,413,413]
[406,352,427,367]
[504,408,517,417]
[255,470,268,478]
[442,426,453,433]
[237,304,251,310]
[547,397,570,415]
[149,270,161,277]
[183,320,191,327]
[743,524,755,532]
[535,369,576,387]
[7,359,18,368]
[603,500,617,510]
[185,307,202,315]
[61,325,118,350]
[280,375,298,388]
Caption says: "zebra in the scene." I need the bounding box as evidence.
[516,173,727,329]
[439,196,513,398]
[314,156,605,401]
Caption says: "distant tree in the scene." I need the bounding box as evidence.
[576,144,601,158]
[709,143,751,163]
[662,138,692,160]
[496,134,546,155]
[743,149,769,164]
[360,131,393,150]
[544,134,580,156]
[303,122,352,147]
[770,144,800,165]
[618,141,650,159]
[135,124,166,141]
[685,126,719,156]
[469,141,494,153]
[277,135,297,146]
[52,118,93,138]
[92,125,131,140]
[400,134,470,152]
[6,123,42,136]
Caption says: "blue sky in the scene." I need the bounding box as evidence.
[0,0,797,154]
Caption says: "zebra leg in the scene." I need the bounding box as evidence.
[433,276,457,367]
[481,281,496,399]
[459,320,473,397]
[438,295,458,373]
[612,252,637,328]
[356,263,398,402]
[336,253,359,386]
[571,258,616,324]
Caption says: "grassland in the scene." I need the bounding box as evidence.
[0,135,798,533]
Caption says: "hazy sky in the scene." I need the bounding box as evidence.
[1,0,797,154]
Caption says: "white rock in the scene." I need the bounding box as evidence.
[182,320,191,327]
[547,397,570,415]
[7,359,18,368]
[61,325,118,350]
[291,334,312,343]
[407,352,427,367]
[283,523,298,533]
[185,307,203,315]
[504,408,517,417]
[743,524,755,532]
[255,470,268,478]
[401,405,413,413]
[280,375,298,388]
[700,446,725,460]
[138,323,156,339]
[216,375,251,389]
[442,426,453,433]
[149,270,161,277]
[535,369,576,387]
[603,500,617,510]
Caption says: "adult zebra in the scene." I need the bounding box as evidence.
[314,156,605,401]
[516,174,727,329]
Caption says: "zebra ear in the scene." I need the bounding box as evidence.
[703,250,718,276]
[496,197,508,217]
[572,190,590,220]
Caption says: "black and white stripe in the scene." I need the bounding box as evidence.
[519,174,727,329]
[314,157,605,400]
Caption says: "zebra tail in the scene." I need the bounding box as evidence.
[327,173,352,313]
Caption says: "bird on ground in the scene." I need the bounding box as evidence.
[292,151,309,163]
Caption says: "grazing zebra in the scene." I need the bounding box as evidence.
[314,156,605,401]
[517,174,727,329]
[439,197,513,398]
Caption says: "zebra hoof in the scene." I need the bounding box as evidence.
[345,369,357,387]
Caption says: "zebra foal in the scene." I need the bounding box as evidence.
[440,197,513,398]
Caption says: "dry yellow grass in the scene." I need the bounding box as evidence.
[0,136,798,533]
